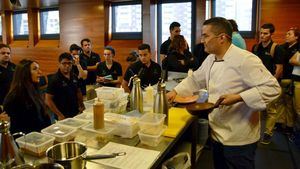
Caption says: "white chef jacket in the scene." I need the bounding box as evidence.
[174,44,281,145]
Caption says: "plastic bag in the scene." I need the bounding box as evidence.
[161,152,191,169]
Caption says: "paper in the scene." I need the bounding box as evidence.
[92,142,160,169]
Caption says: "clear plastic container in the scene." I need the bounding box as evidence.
[41,123,77,142]
[95,87,124,100]
[138,113,166,135]
[16,132,55,157]
[83,99,95,112]
[138,125,167,147]
[57,118,89,129]
[105,113,139,138]
[81,123,115,143]
[74,112,93,122]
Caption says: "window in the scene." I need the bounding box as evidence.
[40,8,60,39]
[160,1,192,46]
[13,12,29,40]
[111,1,142,39]
[212,0,257,37]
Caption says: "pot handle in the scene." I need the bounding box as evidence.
[84,152,126,160]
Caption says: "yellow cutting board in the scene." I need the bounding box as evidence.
[163,107,193,138]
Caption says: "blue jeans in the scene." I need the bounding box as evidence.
[211,140,257,169]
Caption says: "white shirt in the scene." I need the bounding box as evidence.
[174,44,281,145]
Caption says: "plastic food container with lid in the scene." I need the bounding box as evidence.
[81,123,115,143]
[57,118,89,129]
[16,132,55,157]
[138,125,167,147]
[105,113,139,138]
[95,86,124,100]
[138,113,166,135]
[41,123,77,142]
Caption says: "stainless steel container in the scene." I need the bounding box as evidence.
[46,141,125,169]
[129,75,143,113]
[153,81,169,125]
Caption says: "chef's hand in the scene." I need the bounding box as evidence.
[166,90,177,103]
[96,76,105,83]
[0,112,10,121]
[218,94,243,106]
[74,55,80,65]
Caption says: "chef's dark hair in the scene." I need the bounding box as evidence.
[203,17,233,39]
[104,46,115,56]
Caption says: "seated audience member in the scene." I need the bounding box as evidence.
[45,53,85,120]
[162,35,198,72]
[79,38,101,85]
[122,44,161,93]
[126,50,139,66]
[96,46,122,87]
[228,19,246,50]
[69,44,88,95]
[0,44,15,105]
[3,59,51,133]
[193,43,209,68]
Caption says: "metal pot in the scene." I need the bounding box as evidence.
[46,142,125,169]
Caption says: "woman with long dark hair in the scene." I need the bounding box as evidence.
[3,59,51,133]
[162,35,198,72]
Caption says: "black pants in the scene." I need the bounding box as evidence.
[211,140,257,169]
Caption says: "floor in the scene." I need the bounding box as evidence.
[196,130,300,169]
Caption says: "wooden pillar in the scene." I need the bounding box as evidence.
[28,8,40,47]
[2,10,13,45]
[142,0,157,62]
[195,0,206,44]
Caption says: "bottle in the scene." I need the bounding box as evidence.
[129,75,143,113]
[153,79,169,125]
[145,85,154,108]
[0,121,25,168]
[93,99,104,129]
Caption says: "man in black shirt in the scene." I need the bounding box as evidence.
[79,38,101,85]
[0,44,15,105]
[45,53,84,120]
[69,44,88,95]
[160,22,181,63]
[122,44,161,93]
[252,23,285,145]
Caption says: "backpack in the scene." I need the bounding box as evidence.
[253,42,277,57]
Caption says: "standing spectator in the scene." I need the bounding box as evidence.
[160,22,182,63]
[69,44,88,95]
[276,27,300,135]
[3,59,51,133]
[122,44,161,93]
[45,53,84,120]
[0,44,15,105]
[228,19,246,49]
[290,51,300,141]
[79,38,101,85]
[252,23,285,144]
[162,35,198,72]
[167,17,280,169]
[96,46,122,87]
